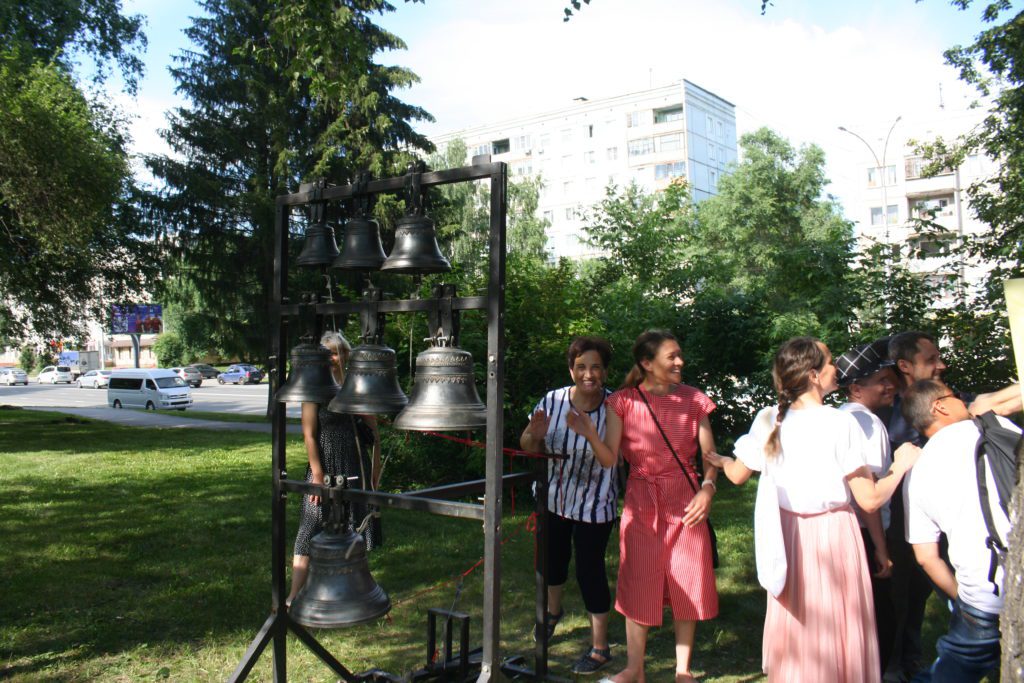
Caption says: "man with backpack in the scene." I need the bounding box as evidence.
[899,378,1020,683]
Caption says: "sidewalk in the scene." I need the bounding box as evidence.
[28,406,302,433]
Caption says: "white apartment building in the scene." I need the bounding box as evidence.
[842,107,997,302]
[432,80,737,259]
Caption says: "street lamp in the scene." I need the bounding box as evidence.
[839,115,902,243]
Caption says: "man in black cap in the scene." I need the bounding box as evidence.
[836,338,899,677]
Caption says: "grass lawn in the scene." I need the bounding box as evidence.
[0,408,948,681]
[167,410,302,425]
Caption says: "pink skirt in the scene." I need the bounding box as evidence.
[763,505,879,683]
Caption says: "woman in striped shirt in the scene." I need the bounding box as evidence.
[521,336,619,675]
[568,330,719,683]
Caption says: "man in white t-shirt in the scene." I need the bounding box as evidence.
[835,339,898,676]
[900,378,1019,683]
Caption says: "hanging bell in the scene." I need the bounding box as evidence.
[328,343,408,415]
[296,221,341,267]
[380,214,451,274]
[393,342,486,431]
[332,216,387,271]
[275,341,339,404]
[289,526,391,628]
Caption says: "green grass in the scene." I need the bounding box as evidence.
[0,408,947,681]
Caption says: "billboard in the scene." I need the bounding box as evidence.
[111,304,163,334]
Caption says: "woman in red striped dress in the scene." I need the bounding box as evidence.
[568,330,719,683]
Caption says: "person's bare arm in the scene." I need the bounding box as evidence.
[301,402,324,505]
[703,451,755,485]
[913,541,958,600]
[864,510,892,578]
[969,383,1022,417]
[520,409,550,453]
[565,407,621,468]
[847,443,920,512]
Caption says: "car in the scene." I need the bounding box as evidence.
[37,365,74,384]
[217,364,263,385]
[186,363,220,380]
[170,366,203,388]
[77,369,113,389]
[0,368,29,386]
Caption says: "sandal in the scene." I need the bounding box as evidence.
[572,646,613,675]
[533,609,563,642]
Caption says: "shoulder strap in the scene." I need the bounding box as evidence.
[637,388,700,494]
[972,413,1015,595]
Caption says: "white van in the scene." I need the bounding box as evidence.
[107,369,193,411]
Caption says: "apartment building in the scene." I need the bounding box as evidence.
[842,107,996,302]
[432,80,737,259]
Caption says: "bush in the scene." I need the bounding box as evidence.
[18,346,35,372]
[153,332,186,367]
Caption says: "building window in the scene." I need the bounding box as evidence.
[866,165,896,187]
[587,124,594,138]
[626,111,640,128]
[913,195,955,219]
[543,210,554,224]
[563,180,573,195]
[492,138,510,155]
[905,156,953,180]
[910,233,955,258]
[870,204,899,226]
[657,133,681,152]
[655,162,686,180]
[654,105,684,124]
[716,121,723,138]
[561,128,573,144]
[565,207,576,220]
[513,135,531,152]
[606,146,618,161]
[473,143,490,157]
[707,114,714,135]
[628,138,654,157]
[512,162,532,176]
[709,168,718,189]
[539,133,551,153]
[584,150,596,164]
[585,176,597,191]
[561,154,573,168]
[708,145,717,162]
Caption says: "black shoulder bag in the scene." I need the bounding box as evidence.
[637,388,720,568]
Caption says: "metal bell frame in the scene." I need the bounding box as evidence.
[295,180,341,267]
[232,162,562,683]
[380,161,451,275]
[332,174,388,271]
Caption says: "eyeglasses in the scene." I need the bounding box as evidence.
[932,393,957,407]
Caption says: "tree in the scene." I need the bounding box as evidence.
[0,1,153,343]
[146,0,433,364]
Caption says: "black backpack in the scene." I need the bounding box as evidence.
[973,411,1022,595]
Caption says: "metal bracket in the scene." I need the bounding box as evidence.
[427,284,460,346]
[360,286,386,345]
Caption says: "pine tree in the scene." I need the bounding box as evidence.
[145,0,433,361]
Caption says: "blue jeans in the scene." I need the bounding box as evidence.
[912,598,1000,683]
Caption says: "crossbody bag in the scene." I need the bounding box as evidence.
[636,388,720,568]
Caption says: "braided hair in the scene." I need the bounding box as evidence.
[765,336,827,459]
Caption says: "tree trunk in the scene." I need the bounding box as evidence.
[1002,440,1024,681]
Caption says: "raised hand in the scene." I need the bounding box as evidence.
[525,409,550,443]
[565,407,595,438]
[893,442,921,474]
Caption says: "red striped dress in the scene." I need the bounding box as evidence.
[607,384,719,626]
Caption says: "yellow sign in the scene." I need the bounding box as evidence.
[1003,278,1024,408]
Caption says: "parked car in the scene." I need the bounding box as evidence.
[77,369,113,389]
[37,365,74,384]
[186,363,220,380]
[217,364,263,385]
[0,368,29,386]
[171,366,203,388]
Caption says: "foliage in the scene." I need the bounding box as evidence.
[0,24,153,343]
[18,346,35,372]
[146,0,433,364]
[0,0,146,93]
[152,332,187,367]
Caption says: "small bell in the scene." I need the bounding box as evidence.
[380,214,451,274]
[275,341,339,404]
[328,343,408,415]
[392,339,486,431]
[296,221,341,267]
[332,216,387,271]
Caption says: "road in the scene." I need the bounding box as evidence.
[0,379,303,421]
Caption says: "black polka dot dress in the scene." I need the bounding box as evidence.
[293,406,382,556]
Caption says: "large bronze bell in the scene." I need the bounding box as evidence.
[296,221,341,267]
[393,340,486,431]
[289,525,391,628]
[332,216,387,271]
[380,214,451,274]
[328,343,408,415]
[275,341,339,404]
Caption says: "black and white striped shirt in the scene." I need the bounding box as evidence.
[534,386,619,523]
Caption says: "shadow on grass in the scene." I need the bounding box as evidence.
[1,410,775,681]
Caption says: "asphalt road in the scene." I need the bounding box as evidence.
[0,378,302,430]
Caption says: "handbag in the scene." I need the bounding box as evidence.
[754,464,787,597]
[637,388,720,569]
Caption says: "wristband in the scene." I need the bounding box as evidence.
[701,479,716,491]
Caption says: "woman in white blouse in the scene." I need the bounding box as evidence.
[706,337,919,683]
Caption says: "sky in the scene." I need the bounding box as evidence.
[111,0,1006,219]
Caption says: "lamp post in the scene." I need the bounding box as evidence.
[839,116,902,243]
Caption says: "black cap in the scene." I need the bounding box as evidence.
[836,338,895,387]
